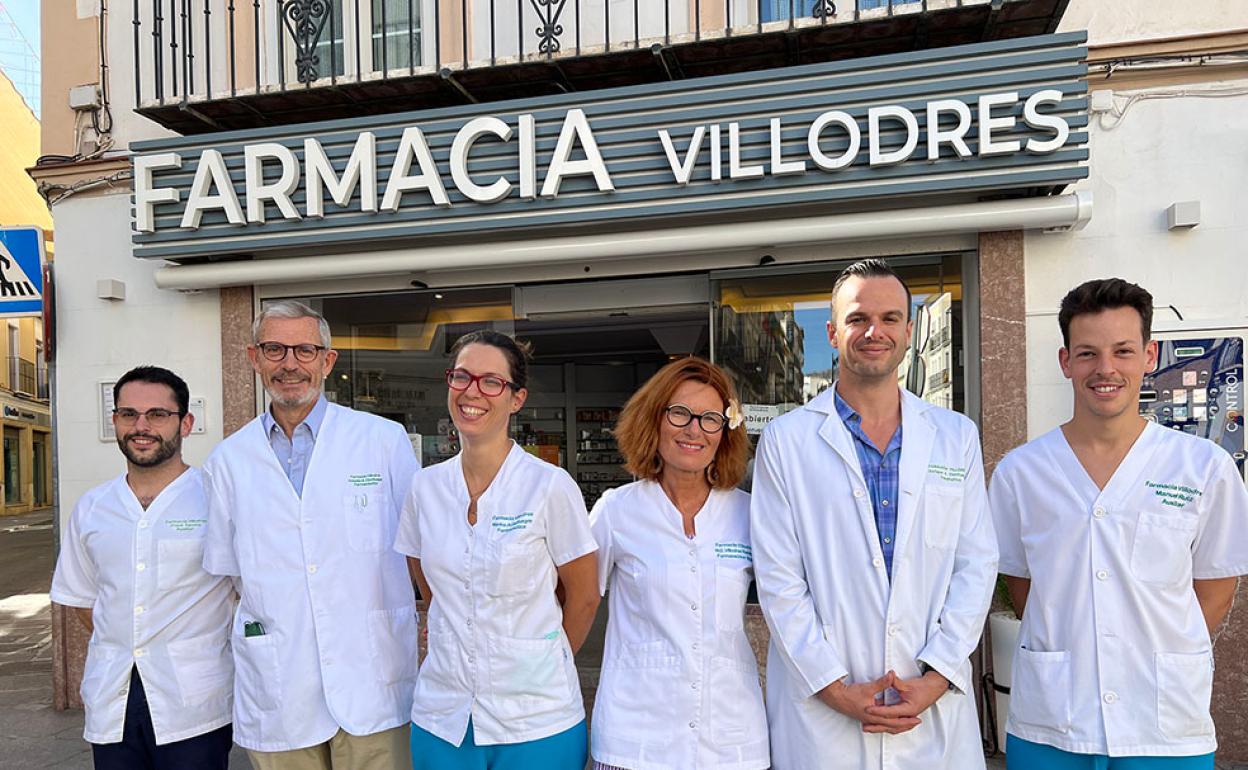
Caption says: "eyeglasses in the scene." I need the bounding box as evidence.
[256,342,327,363]
[113,408,183,427]
[445,368,517,397]
[665,404,726,434]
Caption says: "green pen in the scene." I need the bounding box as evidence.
[243,620,266,637]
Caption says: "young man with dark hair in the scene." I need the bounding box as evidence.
[991,277,1248,769]
[51,366,235,770]
[751,258,997,769]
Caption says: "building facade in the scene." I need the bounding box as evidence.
[34,0,1248,756]
[0,67,52,516]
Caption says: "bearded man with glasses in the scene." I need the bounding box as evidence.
[201,300,421,770]
[52,366,235,770]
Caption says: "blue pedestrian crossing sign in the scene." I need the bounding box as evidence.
[0,227,46,318]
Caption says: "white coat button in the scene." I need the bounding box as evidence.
[138,520,149,529]
[873,557,884,568]
[854,489,865,498]
[882,499,890,507]
[691,642,699,651]
[689,721,697,729]
[134,648,146,657]
[1096,570,1109,581]
[134,606,144,616]
[1103,691,1118,704]
[1093,506,1107,519]
[887,626,899,637]
[136,562,146,572]
[690,566,696,572]
[691,681,699,690]
[308,564,318,574]
[691,603,699,611]
[464,582,471,590]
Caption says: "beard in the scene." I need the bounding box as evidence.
[264,376,323,409]
[117,430,182,468]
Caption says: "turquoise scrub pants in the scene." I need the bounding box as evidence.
[410,719,587,770]
[1007,734,1215,770]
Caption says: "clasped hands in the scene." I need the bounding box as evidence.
[816,668,950,734]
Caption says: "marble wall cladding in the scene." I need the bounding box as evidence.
[977,230,1028,477]
[51,602,87,710]
[220,286,257,436]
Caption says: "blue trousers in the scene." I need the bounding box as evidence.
[1007,734,1215,770]
[91,667,233,770]
[410,719,587,770]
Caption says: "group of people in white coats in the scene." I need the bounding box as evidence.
[51,259,1248,770]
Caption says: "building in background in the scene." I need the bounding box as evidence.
[0,65,51,516]
[30,0,1248,757]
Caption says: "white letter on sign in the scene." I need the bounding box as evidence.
[133,153,182,233]
[451,116,514,204]
[1023,89,1070,154]
[181,149,245,229]
[541,109,614,198]
[382,126,451,210]
[925,99,973,161]
[868,105,919,166]
[807,111,860,171]
[305,133,378,218]
[245,143,302,223]
[659,125,706,185]
[978,92,1021,156]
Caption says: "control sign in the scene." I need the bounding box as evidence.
[0,227,46,318]
[1142,337,1245,475]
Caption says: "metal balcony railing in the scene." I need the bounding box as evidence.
[7,357,35,396]
[36,362,48,401]
[131,0,1061,132]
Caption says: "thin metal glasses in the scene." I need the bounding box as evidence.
[113,408,184,427]
[445,368,518,397]
[665,404,727,434]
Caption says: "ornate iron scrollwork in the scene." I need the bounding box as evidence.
[280,0,332,83]
[528,0,569,55]
[811,0,837,19]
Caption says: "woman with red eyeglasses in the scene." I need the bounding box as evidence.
[393,329,600,770]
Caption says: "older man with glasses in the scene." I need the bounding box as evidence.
[201,300,422,770]
[52,366,235,770]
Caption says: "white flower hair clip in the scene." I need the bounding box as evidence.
[725,400,745,431]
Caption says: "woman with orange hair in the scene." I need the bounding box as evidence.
[588,357,769,770]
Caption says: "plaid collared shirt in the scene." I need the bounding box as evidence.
[834,389,903,577]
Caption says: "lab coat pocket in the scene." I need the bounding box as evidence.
[715,566,751,632]
[488,540,541,597]
[156,538,205,590]
[367,607,419,686]
[79,641,119,711]
[1010,647,1072,732]
[709,654,765,746]
[414,624,464,716]
[342,491,390,553]
[1155,651,1215,739]
[1130,512,1198,585]
[922,489,963,550]
[167,631,232,705]
[235,634,282,713]
[488,634,571,720]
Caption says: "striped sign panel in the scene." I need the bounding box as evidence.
[131,31,1088,260]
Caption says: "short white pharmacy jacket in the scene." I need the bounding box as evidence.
[991,422,1248,756]
[202,403,421,752]
[51,468,234,746]
[589,481,769,770]
[394,442,598,747]
[750,385,997,770]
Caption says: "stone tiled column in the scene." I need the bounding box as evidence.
[220,286,257,436]
[977,230,1028,476]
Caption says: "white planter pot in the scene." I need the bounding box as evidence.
[989,610,1022,752]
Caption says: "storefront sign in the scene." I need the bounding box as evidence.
[2,405,37,422]
[132,33,1088,260]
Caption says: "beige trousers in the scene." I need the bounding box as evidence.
[246,725,411,770]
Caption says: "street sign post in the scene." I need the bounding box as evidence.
[0,227,46,318]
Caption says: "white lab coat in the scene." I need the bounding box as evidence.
[992,423,1248,756]
[588,481,770,770]
[202,403,421,752]
[394,442,598,747]
[51,468,234,745]
[750,385,997,770]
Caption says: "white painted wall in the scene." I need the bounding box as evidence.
[1059,0,1248,46]
[1023,80,1248,437]
[52,190,223,521]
